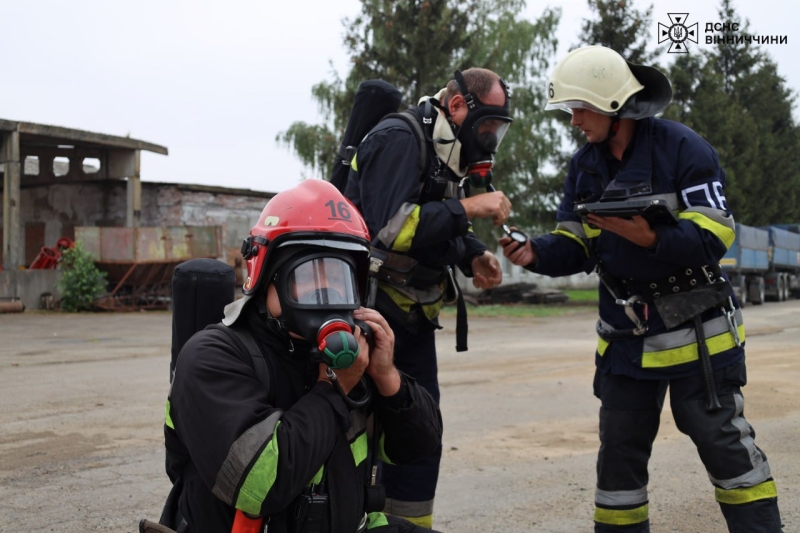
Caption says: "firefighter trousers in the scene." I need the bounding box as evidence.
[592,361,782,533]
[378,310,441,527]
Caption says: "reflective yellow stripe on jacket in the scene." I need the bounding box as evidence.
[679,206,736,250]
[211,412,282,516]
[597,309,745,369]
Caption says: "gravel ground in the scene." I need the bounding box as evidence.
[1,301,797,532]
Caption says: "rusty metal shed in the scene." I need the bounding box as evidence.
[1,119,168,307]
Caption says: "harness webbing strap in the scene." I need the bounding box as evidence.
[229,327,270,387]
[455,279,468,352]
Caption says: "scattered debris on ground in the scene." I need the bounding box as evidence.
[476,282,569,305]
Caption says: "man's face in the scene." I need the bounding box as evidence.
[570,108,613,143]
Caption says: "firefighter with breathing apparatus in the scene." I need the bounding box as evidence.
[158,179,443,533]
[343,67,513,527]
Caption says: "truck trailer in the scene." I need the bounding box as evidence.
[720,223,800,306]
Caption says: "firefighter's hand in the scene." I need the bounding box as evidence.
[472,251,503,289]
[586,215,658,249]
[318,340,368,395]
[460,191,512,225]
[355,307,401,397]
[500,233,537,266]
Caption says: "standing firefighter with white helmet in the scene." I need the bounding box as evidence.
[502,45,783,532]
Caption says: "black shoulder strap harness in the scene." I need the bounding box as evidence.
[379,107,432,183]
[207,323,275,397]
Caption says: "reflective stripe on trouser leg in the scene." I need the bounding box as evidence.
[379,314,440,522]
[594,371,667,533]
[383,499,434,529]
[669,362,782,532]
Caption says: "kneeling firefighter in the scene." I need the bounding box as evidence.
[152,179,443,533]
[501,45,782,532]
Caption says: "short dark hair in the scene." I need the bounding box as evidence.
[444,68,501,104]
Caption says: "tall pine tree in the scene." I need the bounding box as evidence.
[578,0,657,64]
[277,0,564,235]
[664,0,800,225]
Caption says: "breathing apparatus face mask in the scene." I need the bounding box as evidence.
[274,251,363,369]
[452,71,513,189]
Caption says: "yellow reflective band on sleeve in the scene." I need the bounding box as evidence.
[583,223,601,239]
[642,325,745,368]
[165,400,174,430]
[679,211,736,249]
[597,338,610,357]
[377,432,395,465]
[716,480,778,505]
[351,432,368,467]
[391,206,421,252]
[235,421,281,515]
[308,465,324,486]
[367,512,389,529]
[594,504,649,526]
[350,153,358,172]
[552,229,589,257]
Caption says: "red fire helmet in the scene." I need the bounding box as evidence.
[240,179,371,298]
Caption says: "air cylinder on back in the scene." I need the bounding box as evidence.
[170,259,236,380]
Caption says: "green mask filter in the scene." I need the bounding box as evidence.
[317,319,360,369]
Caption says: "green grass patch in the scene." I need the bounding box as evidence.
[441,302,596,318]
[562,288,599,304]
[440,288,599,318]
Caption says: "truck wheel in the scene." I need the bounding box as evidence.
[738,276,747,307]
[749,277,765,305]
[777,275,786,302]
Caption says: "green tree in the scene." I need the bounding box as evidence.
[578,0,658,64]
[56,242,107,312]
[663,0,800,225]
[277,0,564,237]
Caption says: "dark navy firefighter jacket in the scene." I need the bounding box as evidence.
[528,117,743,379]
[344,106,489,320]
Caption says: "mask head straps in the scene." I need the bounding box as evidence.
[454,70,512,111]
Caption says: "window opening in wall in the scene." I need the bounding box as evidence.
[53,156,70,177]
[82,157,101,174]
[24,155,40,176]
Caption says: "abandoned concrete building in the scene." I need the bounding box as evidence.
[1,119,274,310]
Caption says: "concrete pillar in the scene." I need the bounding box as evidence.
[2,128,21,270]
[126,149,141,227]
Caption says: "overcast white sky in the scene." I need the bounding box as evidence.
[1,0,796,194]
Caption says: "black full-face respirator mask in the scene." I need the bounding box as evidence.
[270,249,366,370]
[451,70,513,190]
